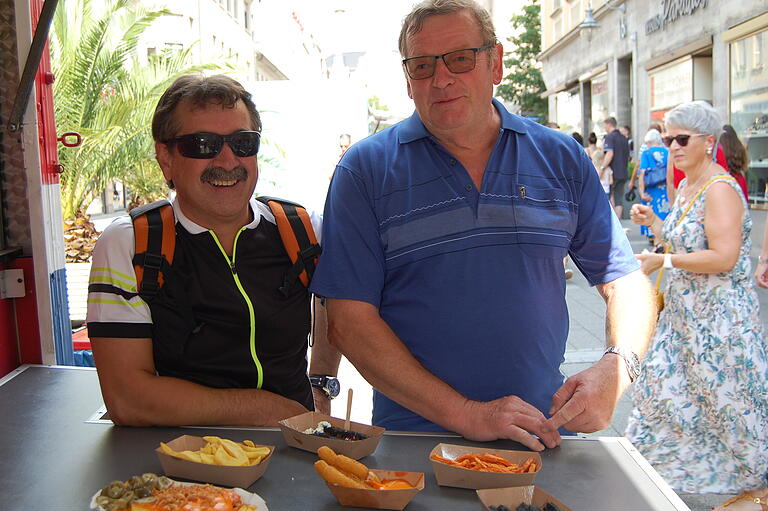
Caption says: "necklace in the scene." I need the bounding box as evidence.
[678,164,714,205]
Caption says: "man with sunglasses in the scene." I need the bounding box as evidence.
[311,0,655,450]
[86,75,340,427]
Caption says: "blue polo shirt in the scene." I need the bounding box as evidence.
[311,99,638,431]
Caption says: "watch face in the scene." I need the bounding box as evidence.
[326,377,341,398]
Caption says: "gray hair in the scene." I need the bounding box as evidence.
[398,0,496,57]
[664,100,722,138]
[643,128,663,145]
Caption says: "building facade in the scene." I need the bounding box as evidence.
[539,0,768,203]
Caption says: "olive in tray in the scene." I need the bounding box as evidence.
[94,473,172,511]
[91,473,265,511]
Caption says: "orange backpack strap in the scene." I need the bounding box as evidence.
[130,200,176,302]
[256,196,321,296]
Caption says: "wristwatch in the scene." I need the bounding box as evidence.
[663,253,674,269]
[603,347,641,382]
[309,374,340,399]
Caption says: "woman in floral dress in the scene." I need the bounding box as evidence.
[627,101,768,494]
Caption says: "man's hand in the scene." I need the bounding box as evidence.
[543,355,629,434]
[458,397,562,451]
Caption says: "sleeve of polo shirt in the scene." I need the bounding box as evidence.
[603,132,615,153]
[569,150,639,286]
[86,216,153,338]
[310,163,386,308]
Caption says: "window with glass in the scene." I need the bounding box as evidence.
[591,72,609,136]
[730,27,768,200]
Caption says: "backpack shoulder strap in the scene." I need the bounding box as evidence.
[256,196,321,296]
[130,200,176,302]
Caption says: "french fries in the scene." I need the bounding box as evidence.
[430,452,538,473]
[159,436,270,467]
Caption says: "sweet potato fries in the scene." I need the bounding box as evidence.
[430,452,537,473]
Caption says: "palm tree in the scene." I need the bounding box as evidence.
[50,0,221,261]
[51,0,219,220]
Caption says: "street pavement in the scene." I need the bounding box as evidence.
[324,208,768,511]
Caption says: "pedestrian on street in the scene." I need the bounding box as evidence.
[627,100,768,494]
[637,129,670,248]
[601,117,630,218]
[720,124,749,201]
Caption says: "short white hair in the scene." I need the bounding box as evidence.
[644,128,663,145]
[665,100,722,138]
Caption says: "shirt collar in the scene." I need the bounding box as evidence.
[171,195,265,234]
[397,98,528,144]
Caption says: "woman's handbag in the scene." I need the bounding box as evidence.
[653,175,735,315]
[643,162,667,188]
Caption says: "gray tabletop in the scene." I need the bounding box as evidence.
[0,365,689,510]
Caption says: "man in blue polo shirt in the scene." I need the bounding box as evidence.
[310,0,655,451]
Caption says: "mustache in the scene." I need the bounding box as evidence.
[200,165,248,183]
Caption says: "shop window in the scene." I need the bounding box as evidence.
[734,39,747,78]
[649,58,693,112]
[753,33,764,73]
[591,72,610,136]
[730,28,768,202]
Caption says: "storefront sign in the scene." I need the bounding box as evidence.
[646,0,708,35]
[649,58,692,110]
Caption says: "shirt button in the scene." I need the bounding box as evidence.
[465,184,472,191]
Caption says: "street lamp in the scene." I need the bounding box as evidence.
[578,1,627,39]
[578,4,599,34]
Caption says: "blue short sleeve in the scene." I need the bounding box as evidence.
[570,150,639,285]
[310,162,386,307]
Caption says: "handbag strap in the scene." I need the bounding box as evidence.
[654,174,735,291]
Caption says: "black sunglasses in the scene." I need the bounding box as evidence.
[164,130,261,159]
[402,43,495,80]
[662,133,707,148]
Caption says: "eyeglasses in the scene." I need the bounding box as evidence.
[662,133,707,148]
[402,43,495,80]
[164,130,261,159]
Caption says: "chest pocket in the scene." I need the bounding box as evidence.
[512,184,572,258]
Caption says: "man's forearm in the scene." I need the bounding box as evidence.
[602,150,614,169]
[105,373,307,427]
[309,297,341,376]
[326,299,469,433]
[92,337,309,427]
[600,270,655,359]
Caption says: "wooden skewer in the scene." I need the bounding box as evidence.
[345,388,353,431]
